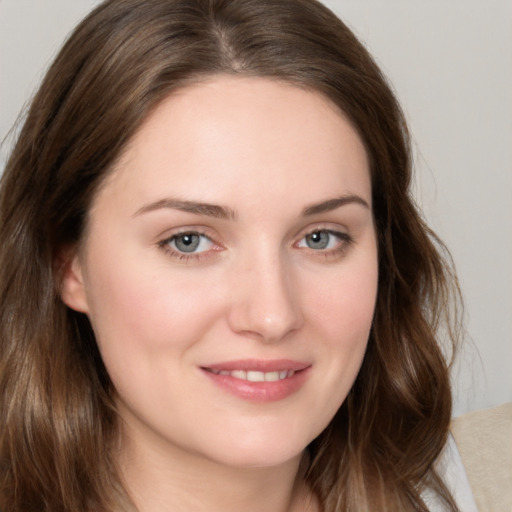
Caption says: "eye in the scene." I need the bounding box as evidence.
[297,229,347,251]
[164,232,215,254]
[302,231,332,250]
[296,229,352,256]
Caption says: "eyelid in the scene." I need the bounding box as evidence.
[295,222,351,243]
[293,225,354,258]
[156,223,354,263]
[157,227,224,262]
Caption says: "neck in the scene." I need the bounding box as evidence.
[117,423,316,512]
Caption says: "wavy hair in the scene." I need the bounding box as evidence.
[0,0,461,510]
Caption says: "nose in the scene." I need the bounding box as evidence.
[226,249,304,343]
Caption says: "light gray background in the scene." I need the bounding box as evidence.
[1,0,511,417]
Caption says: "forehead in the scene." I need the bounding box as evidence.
[96,75,371,215]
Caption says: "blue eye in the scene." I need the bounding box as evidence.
[304,231,330,250]
[297,229,348,250]
[167,232,214,254]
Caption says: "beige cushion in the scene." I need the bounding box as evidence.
[451,402,512,512]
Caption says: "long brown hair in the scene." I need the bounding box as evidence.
[0,0,462,510]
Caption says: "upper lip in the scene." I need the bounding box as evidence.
[202,359,311,372]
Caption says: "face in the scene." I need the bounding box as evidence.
[62,76,378,470]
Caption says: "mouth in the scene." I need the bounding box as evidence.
[203,368,297,382]
[200,359,311,402]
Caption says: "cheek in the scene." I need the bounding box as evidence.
[305,250,378,390]
[82,253,223,360]
[287,252,378,440]
[311,257,378,339]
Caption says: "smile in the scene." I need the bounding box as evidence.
[206,369,296,382]
[200,360,310,402]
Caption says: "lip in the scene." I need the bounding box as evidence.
[205,359,310,373]
[200,359,311,402]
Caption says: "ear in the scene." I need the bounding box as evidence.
[59,248,90,314]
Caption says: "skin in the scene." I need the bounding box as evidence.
[62,76,378,512]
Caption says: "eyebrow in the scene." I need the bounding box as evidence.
[301,195,370,216]
[133,194,369,220]
[133,198,237,220]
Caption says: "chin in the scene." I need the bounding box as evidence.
[213,447,305,470]
[198,428,313,470]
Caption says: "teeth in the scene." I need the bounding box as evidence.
[247,371,264,382]
[210,369,297,381]
[264,371,279,382]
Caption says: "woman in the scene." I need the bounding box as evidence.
[0,0,466,510]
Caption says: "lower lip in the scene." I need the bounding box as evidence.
[201,367,311,402]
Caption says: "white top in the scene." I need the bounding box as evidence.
[422,434,479,511]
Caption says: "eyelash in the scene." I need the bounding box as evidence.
[158,230,218,262]
[296,229,354,260]
[158,228,353,262]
